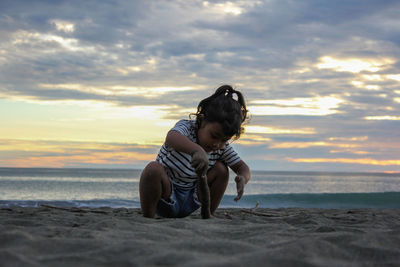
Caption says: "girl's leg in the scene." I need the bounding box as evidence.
[202,161,229,214]
[139,161,171,218]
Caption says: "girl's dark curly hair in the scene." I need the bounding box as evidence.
[194,85,248,139]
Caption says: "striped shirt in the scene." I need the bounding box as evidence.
[156,119,241,188]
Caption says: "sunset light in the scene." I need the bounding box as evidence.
[249,96,344,116]
[316,56,394,73]
[1,0,400,173]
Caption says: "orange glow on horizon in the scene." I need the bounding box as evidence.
[0,139,156,168]
[289,157,400,166]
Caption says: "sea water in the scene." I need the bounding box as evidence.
[1,168,399,209]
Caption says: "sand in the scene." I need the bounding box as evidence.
[1,207,400,267]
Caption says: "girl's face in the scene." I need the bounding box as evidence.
[197,121,231,152]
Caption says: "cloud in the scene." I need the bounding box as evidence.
[2,0,399,104]
[0,139,158,168]
[1,0,400,171]
[249,96,345,116]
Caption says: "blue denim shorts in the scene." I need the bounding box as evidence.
[156,183,201,218]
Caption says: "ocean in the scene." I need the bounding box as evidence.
[1,167,399,209]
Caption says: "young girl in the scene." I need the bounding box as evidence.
[139,85,251,218]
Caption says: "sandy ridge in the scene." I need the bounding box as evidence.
[1,207,400,266]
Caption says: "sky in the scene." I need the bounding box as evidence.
[1,0,400,172]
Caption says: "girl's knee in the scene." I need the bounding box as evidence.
[140,161,171,197]
[141,161,164,179]
[209,161,229,181]
[216,161,229,173]
[140,161,169,187]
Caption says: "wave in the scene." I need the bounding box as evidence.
[221,192,400,209]
[1,192,399,209]
[0,199,140,209]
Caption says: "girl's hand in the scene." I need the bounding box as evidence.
[191,150,209,177]
[234,175,245,201]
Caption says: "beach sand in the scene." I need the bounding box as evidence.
[1,207,400,266]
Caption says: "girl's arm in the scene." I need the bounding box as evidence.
[166,130,208,175]
[230,160,251,201]
[166,130,204,155]
[230,160,251,183]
